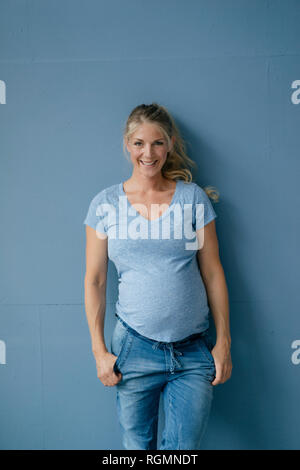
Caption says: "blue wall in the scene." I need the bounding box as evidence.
[0,0,299,449]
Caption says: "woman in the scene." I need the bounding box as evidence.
[83,103,232,450]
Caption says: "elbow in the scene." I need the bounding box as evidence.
[84,273,107,289]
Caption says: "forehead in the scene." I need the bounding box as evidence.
[131,123,165,140]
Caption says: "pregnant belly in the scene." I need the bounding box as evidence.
[118,271,208,319]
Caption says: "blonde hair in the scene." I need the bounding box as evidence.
[122,102,219,203]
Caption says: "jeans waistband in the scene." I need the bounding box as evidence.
[115,313,207,347]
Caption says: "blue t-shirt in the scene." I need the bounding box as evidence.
[83,179,217,342]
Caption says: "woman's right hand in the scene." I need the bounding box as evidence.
[94,351,123,386]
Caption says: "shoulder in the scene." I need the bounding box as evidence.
[83,183,120,231]
[87,183,120,206]
[178,180,207,201]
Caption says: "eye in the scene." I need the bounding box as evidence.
[133,141,164,146]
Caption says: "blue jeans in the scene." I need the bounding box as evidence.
[110,313,216,450]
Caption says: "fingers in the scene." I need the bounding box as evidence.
[211,362,232,386]
[99,369,123,387]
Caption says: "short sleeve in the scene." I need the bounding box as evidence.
[83,191,107,235]
[193,183,217,230]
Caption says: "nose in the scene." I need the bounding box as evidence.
[142,143,153,158]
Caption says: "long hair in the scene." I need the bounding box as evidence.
[122,102,219,202]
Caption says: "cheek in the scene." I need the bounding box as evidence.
[131,150,141,160]
[160,145,169,155]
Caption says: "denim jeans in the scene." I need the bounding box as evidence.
[110,313,216,450]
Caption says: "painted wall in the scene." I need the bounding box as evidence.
[0,0,299,449]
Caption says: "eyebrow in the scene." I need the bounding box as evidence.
[133,138,164,142]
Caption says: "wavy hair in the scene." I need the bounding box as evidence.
[122,102,219,203]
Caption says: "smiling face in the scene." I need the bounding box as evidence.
[125,122,175,177]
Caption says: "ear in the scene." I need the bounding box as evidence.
[124,137,130,153]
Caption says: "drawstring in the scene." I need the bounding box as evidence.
[152,341,183,374]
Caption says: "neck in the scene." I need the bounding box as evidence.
[125,172,171,192]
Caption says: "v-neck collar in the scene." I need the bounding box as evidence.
[119,180,181,223]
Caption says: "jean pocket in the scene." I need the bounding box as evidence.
[111,319,133,373]
[198,333,215,365]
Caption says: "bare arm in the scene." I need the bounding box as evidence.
[84,225,122,386]
[197,220,232,385]
[197,220,231,345]
[84,225,109,357]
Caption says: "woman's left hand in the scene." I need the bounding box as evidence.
[211,340,232,386]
